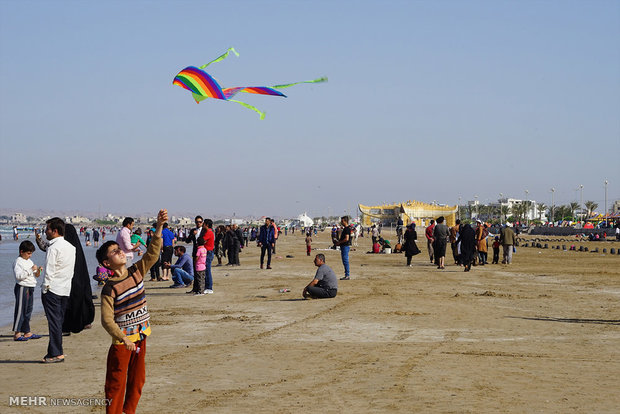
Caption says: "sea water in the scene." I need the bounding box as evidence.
[0,226,104,328]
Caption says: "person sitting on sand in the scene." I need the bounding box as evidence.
[302,254,338,299]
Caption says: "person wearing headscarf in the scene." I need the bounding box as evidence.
[62,224,95,333]
[403,223,421,266]
[457,223,476,272]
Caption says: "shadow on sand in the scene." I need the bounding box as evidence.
[507,316,620,325]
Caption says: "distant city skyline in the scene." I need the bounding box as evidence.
[1,1,618,217]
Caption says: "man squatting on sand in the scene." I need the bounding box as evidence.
[302,253,338,299]
[96,209,167,414]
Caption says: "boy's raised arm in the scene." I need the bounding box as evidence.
[135,209,168,277]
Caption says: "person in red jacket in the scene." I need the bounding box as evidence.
[425,219,435,264]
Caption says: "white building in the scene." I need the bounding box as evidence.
[65,215,89,224]
[497,198,546,221]
[11,213,26,223]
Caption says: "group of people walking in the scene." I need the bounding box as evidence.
[422,218,517,271]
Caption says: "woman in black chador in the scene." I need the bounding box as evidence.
[403,223,421,266]
[62,224,95,333]
[457,223,476,272]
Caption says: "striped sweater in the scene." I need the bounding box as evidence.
[101,234,161,343]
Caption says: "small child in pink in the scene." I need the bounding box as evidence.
[192,238,207,296]
[93,265,113,285]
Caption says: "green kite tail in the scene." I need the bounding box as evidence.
[198,47,240,69]
[230,99,266,120]
[192,93,208,103]
[272,77,328,90]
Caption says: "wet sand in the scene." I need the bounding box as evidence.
[1,229,619,413]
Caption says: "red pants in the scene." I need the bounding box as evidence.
[105,338,146,414]
[306,245,311,256]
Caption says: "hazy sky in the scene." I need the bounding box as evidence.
[1,0,618,218]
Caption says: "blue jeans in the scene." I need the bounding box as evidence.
[172,268,194,286]
[205,250,214,290]
[340,245,350,277]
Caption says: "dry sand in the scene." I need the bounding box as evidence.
[2,229,619,413]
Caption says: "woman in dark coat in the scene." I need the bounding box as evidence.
[62,224,95,333]
[403,223,421,266]
[457,223,476,272]
[214,225,226,266]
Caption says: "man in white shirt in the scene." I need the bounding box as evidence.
[41,217,76,363]
[116,217,140,264]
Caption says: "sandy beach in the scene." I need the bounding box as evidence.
[1,229,619,413]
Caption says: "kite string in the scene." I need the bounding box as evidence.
[198,47,240,69]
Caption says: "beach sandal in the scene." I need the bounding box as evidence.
[24,334,42,339]
[42,355,65,363]
[14,336,29,341]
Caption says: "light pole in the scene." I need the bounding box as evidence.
[524,189,529,226]
[499,193,504,225]
[579,184,583,222]
[550,188,555,224]
[604,180,608,228]
[474,195,479,220]
[458,196,462,220]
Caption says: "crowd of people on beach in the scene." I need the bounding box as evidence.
[10,210,619,413]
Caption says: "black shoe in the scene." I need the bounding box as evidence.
[340,276,350,280]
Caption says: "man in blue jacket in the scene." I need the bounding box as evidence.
[258,218,275,269]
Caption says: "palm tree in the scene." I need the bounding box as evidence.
[510,204,524,223]
[537,203,546,221]
[568,202,580,220]
[500,205,509,223]
[522,200,532,224]
[584,200,598,217]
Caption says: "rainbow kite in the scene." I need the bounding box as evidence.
[173,47,327,119]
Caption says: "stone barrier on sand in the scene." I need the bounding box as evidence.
[584,247,589,252]
[611,248,616,254]
[562,245,566,251]
[579,246,584,251]
[529,227,615,237]
[603,248,607,254]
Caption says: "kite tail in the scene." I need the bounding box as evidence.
[192,93,209,103]
[230,99,266,120]
[198,47,240,69]
[272,76,328,90]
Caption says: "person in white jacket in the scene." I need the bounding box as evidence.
[13,240,42,341]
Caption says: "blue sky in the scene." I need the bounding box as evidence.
[1,0,618,218]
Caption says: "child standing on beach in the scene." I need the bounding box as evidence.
[96,209,167,414]
[305,232,312,256]
[492,236,500,264]
[13,240,43,341]
[191,237,207,295]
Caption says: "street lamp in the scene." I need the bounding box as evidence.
[458,196,462,220]
[499,193,504,225]
[579,184,583,222]
[604,180,608,228]
[524,189,529,226]
[550,188,555,224]
[474,195,479,219]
